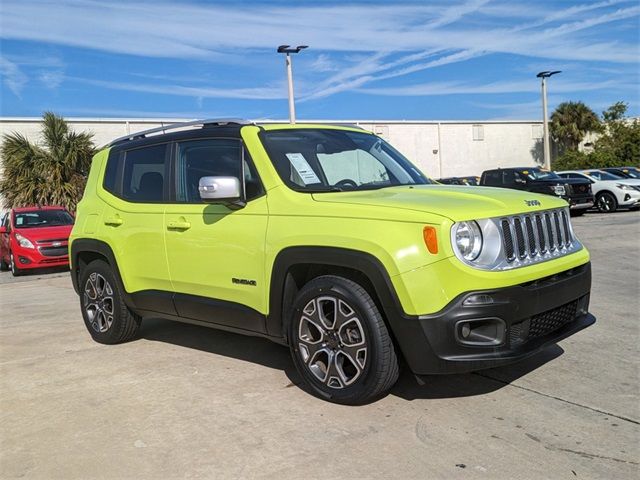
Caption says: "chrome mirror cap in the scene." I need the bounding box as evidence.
[198,176,241,202]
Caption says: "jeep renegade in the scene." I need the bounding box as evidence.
[69,119,594,404]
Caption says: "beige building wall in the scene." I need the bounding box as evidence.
[0,118,545,198]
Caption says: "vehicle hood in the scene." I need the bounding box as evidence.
[596,179,640,186]
[311,185,563,222]
[14,224,73,241]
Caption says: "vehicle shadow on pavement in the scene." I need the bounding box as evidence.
[140,317,564,402]
[140,318,295,372]
[391,345,564,401]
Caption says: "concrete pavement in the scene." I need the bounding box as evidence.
[1,212,638,479]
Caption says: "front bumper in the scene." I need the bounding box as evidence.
[13,245,69,269]
[563,194,594,210]
[390,262,594,375]
[619,190,640,207]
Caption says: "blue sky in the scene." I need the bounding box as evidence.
[1,0,638,120]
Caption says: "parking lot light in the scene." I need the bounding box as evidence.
[277,45,308,124]
[537,70,562,170]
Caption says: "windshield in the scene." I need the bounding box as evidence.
[520,169,561,181]
[586,170,623,181]
[260,128,431,192]
[14,210,74,228]
[617,168,640,179]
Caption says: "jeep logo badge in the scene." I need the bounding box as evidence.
[525,200,541,207]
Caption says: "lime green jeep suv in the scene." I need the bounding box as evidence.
[69,119,594,404]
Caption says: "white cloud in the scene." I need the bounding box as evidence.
[0,56,28,97]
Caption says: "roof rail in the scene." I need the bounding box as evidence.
[104,118,253,147]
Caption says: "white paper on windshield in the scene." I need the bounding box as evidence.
[286,153,321,185]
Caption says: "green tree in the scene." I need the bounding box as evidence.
[595,102,640,165]
[550,101,601,152]
[0,112,95,211]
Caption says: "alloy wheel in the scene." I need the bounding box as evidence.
[83,272,115,333]
[598,193,615,212]
[297,296,368,389]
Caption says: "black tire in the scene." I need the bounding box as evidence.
[9,252,22,277]
[79,259,141,344]
[288,275,399,405]
[596,191,618,213]
[0,253,8,271]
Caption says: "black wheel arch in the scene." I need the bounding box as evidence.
[70,239,134,309]
[266,247,411,343]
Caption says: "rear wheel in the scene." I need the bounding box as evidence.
[596,192,618,213]
[288,275,399,405]
[79,260,141,344]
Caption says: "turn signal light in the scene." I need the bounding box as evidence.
[423,226,438,254]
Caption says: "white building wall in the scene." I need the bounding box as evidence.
[0,117,545,186]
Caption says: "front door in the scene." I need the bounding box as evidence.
[163,138,268,332]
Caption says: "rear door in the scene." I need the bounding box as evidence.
[98,143,174,313]
[163,137,269,332]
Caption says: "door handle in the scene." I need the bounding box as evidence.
[167,220,191,230]
[104,216,123,226]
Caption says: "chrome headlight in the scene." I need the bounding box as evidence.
[15,232,35,249]
[453,221,483,261]
[616,183,633,191]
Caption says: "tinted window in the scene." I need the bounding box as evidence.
[586,170,622,181]
[14,210,74,228]
[482,171,501,185]
[103,150,120,194]
[176,139,262,203]
[122,144,167,202]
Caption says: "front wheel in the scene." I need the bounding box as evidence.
[596,192,618,213]
[79,260,141,344]
[9,252,22,277]
[289,275,399,404]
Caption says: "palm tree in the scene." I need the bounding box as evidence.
[0,112,95,212]
[550,101,601,152]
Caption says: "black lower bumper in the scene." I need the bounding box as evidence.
[390,262,594,375]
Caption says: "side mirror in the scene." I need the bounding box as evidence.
[198,176,244,208]
[0,226,6,234]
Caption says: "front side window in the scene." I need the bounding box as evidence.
[122,144,168,202]
[586,170,622,181]
[175,139,263,203]
[260,129,430,192]
[14,210,74,228]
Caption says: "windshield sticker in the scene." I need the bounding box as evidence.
[286,153,321,185]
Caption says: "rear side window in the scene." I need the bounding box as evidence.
[103,150,120,194]
[482,171,501,185]
[121,144,168,202]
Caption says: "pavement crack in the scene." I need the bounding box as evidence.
[547,446,639,466]
[473,371,640,426]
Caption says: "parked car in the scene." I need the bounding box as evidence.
[557,170,640,213]
[480,167,594,216]
[0,206,74,276]
[69,119,594,404]
[436,176,480,186]
[601,167,640,180]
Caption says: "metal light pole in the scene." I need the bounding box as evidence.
[277,45,308,124]
[537,70,561,170]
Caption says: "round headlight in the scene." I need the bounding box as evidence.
[454,221,483,261]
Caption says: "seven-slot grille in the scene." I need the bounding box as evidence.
[500,208,573,263]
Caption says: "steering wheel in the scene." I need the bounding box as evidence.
[334,179,358,189]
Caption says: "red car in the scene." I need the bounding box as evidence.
[0,206,74,276]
